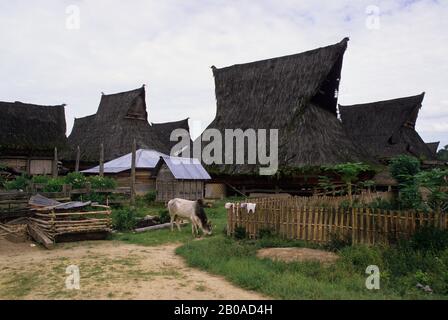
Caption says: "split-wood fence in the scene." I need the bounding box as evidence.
[227,196,448,245]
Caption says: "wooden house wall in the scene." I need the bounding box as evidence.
[0,157,53,175]
[156,164,204,202]
[104,169,156,195]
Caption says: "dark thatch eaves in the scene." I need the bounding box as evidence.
[0,101,67,156]
[198,38,370,175]
[63,86,191,162]
[339,93,436,161]
[426,142,440,156]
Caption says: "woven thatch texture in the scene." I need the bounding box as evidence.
[63,87,191,162]
[339,93,435,160]
[151,118,190,153]
[0,101,67,155]
[198,38,369,174]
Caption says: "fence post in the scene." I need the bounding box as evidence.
[351,207,356,245]
[52,147,58,178]
[75,146,80,173]
[130,139,136,206]
[99,143,105,178]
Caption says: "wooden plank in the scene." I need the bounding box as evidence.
[27,223,54,249]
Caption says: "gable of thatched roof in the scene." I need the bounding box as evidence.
[0,101,67,155]
[63,87,191,162]
[199,38,370,174]
[426,142,440,156]
[339,93,435,160]
[151,118,190,154]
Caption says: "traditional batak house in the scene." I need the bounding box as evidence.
[0,101,67,175]
[62,86,191,170]
[339,93,437,162]
[196,38,370,196]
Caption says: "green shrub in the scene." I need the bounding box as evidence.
[31,175,50,184]
[87,176,117,190]
[65,172,87,189]
[81,192,108,204]
[325,233,352,252]
[410,226,448,252]
[369,198,397,210]
[158,209,171,224]
[4,174,30,191]
[112,207,138,231]
[43,178,65,192]
[234,226,247,240]
[144,190,157,203]
[339,245,384,274]
[258,228,274,239]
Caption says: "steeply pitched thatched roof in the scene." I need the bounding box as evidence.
[63,87,191,162]
[426,142,440,156]
[339,93,435,160]
[198,38,369,175]
[151,118,190,153]
[0,101,67,155]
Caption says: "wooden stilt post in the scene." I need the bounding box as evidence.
[52,147,58,178]
[130,139,137,206]
[99,143,104,177]
[75,146,80,173]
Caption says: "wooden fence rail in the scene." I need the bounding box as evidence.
[227,198,448,245]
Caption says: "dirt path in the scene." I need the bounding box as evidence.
[0,239,266,300]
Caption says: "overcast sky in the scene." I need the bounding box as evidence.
[0,0,447,148]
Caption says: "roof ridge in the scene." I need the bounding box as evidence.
[339,92,425,109]
[101,86,145,97]
[212,37,349,72]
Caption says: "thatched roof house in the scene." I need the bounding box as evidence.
[0,101,67,174]
[339,93,436,161]
[198,38,368,175]
[63,86,190,167]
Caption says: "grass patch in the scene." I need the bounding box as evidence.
[114,199,231,247]
[114,197,448,299]
[176,235,448,300]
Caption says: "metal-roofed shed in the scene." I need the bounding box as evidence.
[156,156,211,202]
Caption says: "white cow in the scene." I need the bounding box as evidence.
[168,198,212,236]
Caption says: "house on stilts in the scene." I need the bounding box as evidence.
[195,38,372,197]
[61,86,191,170]
[0,101,67,175]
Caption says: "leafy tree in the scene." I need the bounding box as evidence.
[325,163,371,204]
[389,155,421,184]
[415,169,448,212]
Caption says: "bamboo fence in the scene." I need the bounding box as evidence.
[227,197,448,245]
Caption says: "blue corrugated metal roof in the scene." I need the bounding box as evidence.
[82,149,211,181]
[162,156,211,180]
[82,149,166,174]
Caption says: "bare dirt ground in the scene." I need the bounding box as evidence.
[0,239,266,300]
[257,247,339,265]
